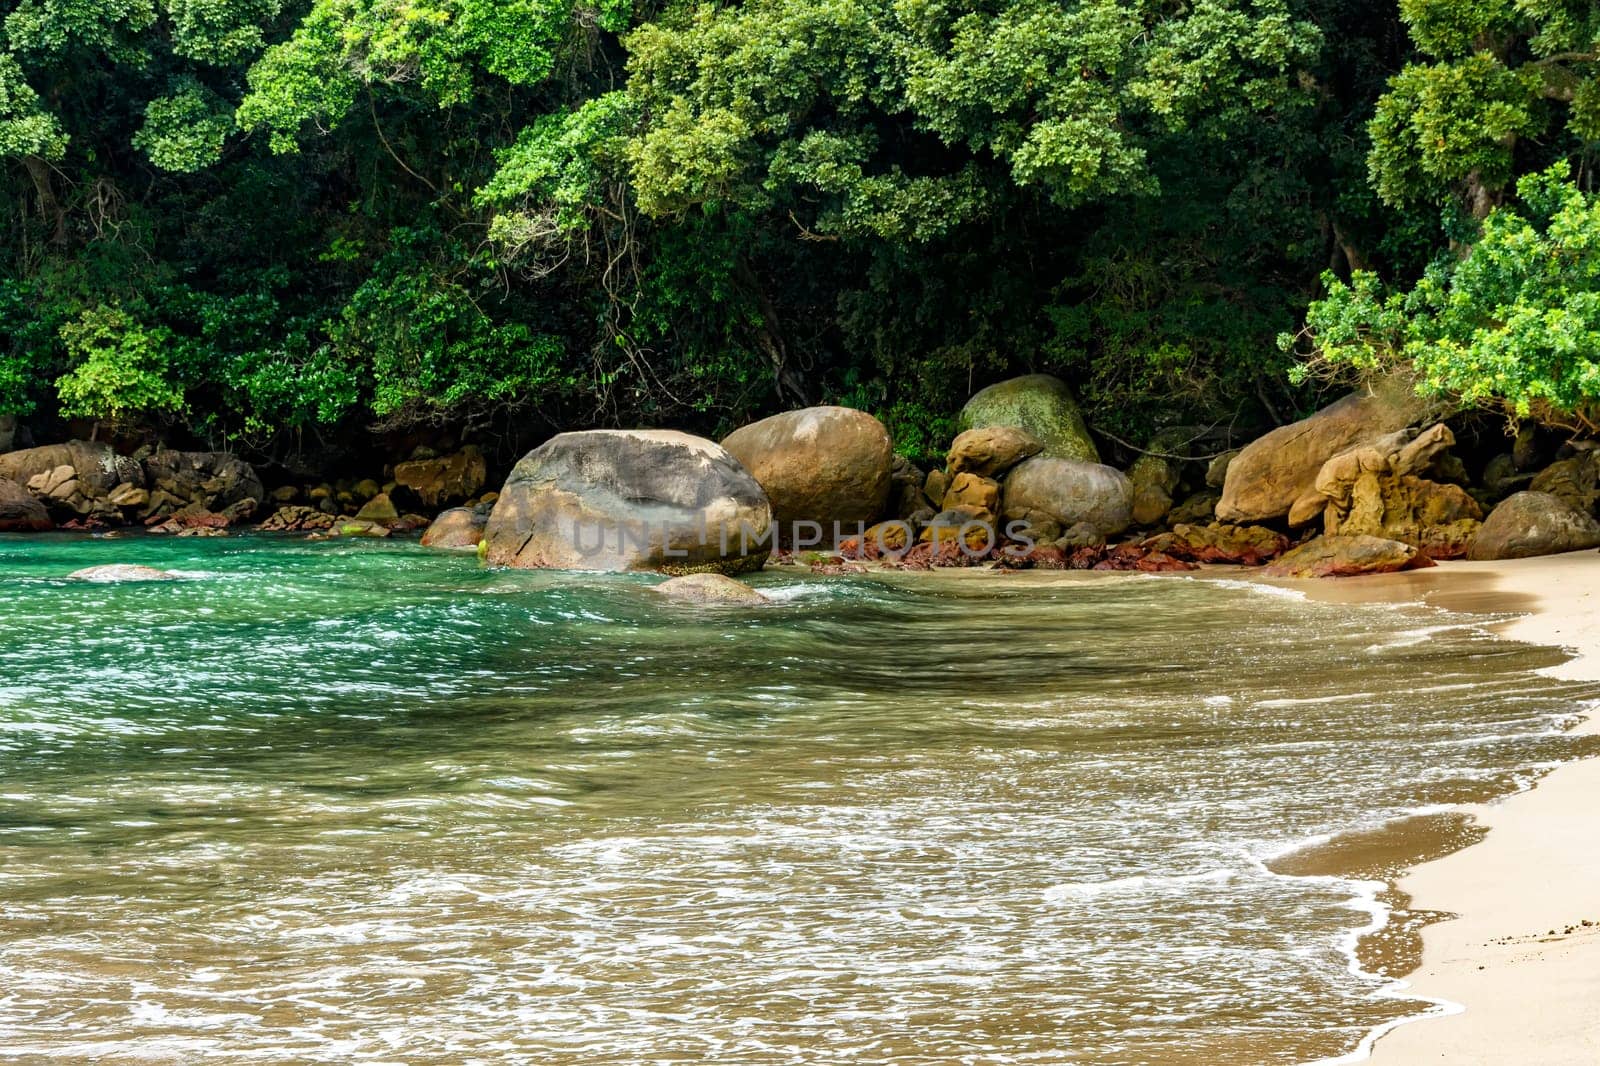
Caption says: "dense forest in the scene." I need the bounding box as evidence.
[1,0,1597,472]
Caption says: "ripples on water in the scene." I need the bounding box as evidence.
[0,535,1594,1064]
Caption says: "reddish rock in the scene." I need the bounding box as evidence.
[1140,523,1289,566]
[1262,534,1432,578]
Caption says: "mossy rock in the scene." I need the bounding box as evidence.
[957,375,1098,463]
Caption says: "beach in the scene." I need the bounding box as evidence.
[1301,550,1600,1064]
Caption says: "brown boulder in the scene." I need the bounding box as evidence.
[1262,535,1431,578]
[1128,454,1181,526]
[393,447,488,509]
[721,406,892,530]
[354,493,400,525]
[1528,452,1600,513]
[0,477,51,532]
[1466,491,1600,560]
[942,472,1000,524]
[1311,425,1482,558]
[946,426,1043,479]
[420,507,486,549]
[1218,376,1436,524]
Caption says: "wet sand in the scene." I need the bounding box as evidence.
[1275,550,1600,1064]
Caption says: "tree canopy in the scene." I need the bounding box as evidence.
[0,0,1594,465]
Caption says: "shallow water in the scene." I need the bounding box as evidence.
[0,535,1594,1065]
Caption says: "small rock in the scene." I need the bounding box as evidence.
[420,507,486,549]
[354,493,400,525]
[653,573,769,605]
[67,564,180,582]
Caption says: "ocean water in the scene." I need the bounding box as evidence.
[0,534,1593,1065]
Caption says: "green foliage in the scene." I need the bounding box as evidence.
[623,0,1321,239]
[1367,0,1600,215]
[134,79,234,171]
[55,306,186,422]
[0,54,67,158]
[1292,166,1600,430]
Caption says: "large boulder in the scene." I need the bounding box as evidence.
[142,450,263,520]
[482,430,771,574]
[720,406,892,530]
[957,374,1099,463]
[393,446,488,509]
[1466,491,1600,560]
[1218,376,1436,524]
[1528,451,1599,513]
[1313,425,1482,558]
[420,507,486,549]
[946,426,1043,478]
[1002,457,1133,537]
[0,477,51,531]
[0,440,144,519]
[1263,534,1430,578]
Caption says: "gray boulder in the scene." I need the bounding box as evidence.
[142,450,263,518]
[958,374,1099,463]
[483,430,771,573]
[1466,491,1600,560]
[1002,457,1133,537]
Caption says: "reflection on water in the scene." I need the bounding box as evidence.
[0,535,1593,1064]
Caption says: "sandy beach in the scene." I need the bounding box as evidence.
[1297,550,1600,1064]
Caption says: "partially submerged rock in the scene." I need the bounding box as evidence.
[420,507,486,550]
[483,429,771,573]
[1466,491,1600,560]
[66,564,180,582]
[653,572,769,605]
[721,405,892,529]
[1002,457,1133,538]
[1262,534,1430,579]
[958,374,1099,463]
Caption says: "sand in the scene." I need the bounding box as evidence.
[1296,551,1600,1065]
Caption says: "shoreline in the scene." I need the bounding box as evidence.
[1260,551,1600,1064]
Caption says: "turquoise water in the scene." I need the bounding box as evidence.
[0,534,1593,1064]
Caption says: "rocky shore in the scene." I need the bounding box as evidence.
[4,375,1599,588]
